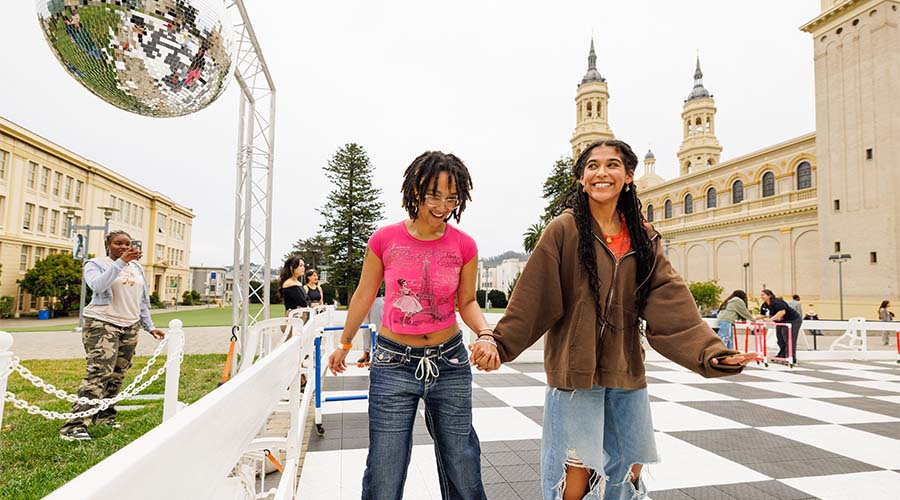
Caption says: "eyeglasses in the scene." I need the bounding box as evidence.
[424,195,461,208]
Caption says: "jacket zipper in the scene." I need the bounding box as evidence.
[592,233,635,340]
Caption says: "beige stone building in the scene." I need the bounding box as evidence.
[0,116,193,314]
[570,0,899,319]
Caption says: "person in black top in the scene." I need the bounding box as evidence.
[279,255,309,312]
[303,269,324,307]
[756,289,802,362]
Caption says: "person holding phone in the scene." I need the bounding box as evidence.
[59,230,165,441]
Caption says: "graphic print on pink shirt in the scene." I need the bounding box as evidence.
[393,279,424,326]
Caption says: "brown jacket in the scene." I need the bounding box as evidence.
[493,210,742,390]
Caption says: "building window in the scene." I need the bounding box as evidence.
[75,180,83,203]
[157,213,168,235]
[762,171,775,197]
[64,176,73,200]
[870,252,877,264]
[40,167,51,193]
[732,180,744,203]
[646,204,654,222]
[664,199,673,219]
[834,199,840,210]
[684,194,693,215]
[37,207,47,233]
[23,203,34,230]
[50,210,59,235]
[27,162,38,189]
[706,187,717,209]
[866,148,873,160]
[834,241,841,252]
[53,172,62,197]
[796,162,812,189]
[0,149,7,179]
[20,245,31,271]
[125,202,132,225]
[0,196,5,224]
[35,247,44,263]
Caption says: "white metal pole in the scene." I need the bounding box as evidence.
[78,230,90,332]
[0,331,13,432]
[162,319,184,421]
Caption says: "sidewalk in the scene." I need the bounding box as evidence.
[0,304,213,330]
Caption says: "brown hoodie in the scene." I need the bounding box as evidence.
[493,210,742,390]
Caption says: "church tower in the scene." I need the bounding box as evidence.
[570,40,614,158]
[802,0,900,303]
[676,57,722,175]
[635,149,665,191]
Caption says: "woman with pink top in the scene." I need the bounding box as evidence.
[328,151,493,500]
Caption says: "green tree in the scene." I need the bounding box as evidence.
[522,156,577,251]
[319,143,385,304]
[17,253,82,312]
[487,289,508,308]
[507,271,521,300]
[285,235,329,270]
[688,280,724,316]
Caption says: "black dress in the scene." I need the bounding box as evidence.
[282,285,309,311]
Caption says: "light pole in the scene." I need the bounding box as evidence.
[742,262,750,292]
[828,253,852,320]
[61,205,119,332]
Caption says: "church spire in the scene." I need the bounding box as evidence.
[686,55,711,101]
[580,39,605,85]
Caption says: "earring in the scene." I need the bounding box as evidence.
[625,184,631,192]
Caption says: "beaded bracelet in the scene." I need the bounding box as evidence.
[475,337,497,347]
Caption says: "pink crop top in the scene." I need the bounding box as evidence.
[368,220,478,334]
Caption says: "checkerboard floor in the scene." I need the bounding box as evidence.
[297,353,900,500]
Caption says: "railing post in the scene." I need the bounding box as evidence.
[0,331,12,432]
[163,320,185,421]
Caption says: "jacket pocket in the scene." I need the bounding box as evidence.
[569,301,597,373]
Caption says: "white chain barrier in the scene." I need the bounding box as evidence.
[3,333,185,421]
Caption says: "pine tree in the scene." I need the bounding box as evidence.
[319,143,385,303]
[285,235,329,270]
[522,156,577,251]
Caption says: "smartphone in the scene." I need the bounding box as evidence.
[131,240,142,252]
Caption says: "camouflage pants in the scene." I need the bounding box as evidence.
[60,317,139,433]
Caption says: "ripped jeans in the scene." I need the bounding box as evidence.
[361,332,486,500]
[542,386,659,500]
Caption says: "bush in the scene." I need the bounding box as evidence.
[321,283,336,305]
[269,280,282,305]
[688,280,724,316]
[181,290,195,306]
[150,292,164,308]
[0,296,14,319]
[487,289,507,309]
[476,290,486,308]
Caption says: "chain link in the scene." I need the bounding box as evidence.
[2,336,184,420]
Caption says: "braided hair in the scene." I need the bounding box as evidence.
[104,230,132,256]
[571,139,656,326]
[401,151,473,223]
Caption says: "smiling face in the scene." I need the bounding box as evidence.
[578,145,634,209]
[107,233,131,260]
[760,291,773,304]
[418,171,459,225]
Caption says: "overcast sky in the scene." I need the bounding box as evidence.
[2,0,819,266]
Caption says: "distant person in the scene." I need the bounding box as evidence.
[879,300,894,345]
[279,255,308,314]
[756,289,802,362]
[804,305,822,336]
[787,294,803,317]
[60,230,165,442]
[717,290,754,349]
[303,269,324,307]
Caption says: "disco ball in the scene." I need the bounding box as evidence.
[36,0,234,117]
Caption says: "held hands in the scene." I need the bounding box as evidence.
[468,337,501,372]
[149,328,165,340]
[711,352,759,367]
[328,348,350,375]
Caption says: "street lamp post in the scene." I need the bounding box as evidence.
[828,253,852,320]
[743,262,750,292]
[61,205,119,331]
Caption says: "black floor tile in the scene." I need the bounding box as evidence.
[845,421,900,440]
[680,400,823,427]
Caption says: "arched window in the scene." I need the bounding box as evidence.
[762,171,775,197]
[684,194,693,214]
[707,187,717,209]
[732,180,744,204]
[797,161,812,189]
[664,199,672,219]
[646,204,654,222]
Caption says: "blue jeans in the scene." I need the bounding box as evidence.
[542,386,658,500]
[362,332,486,500]
[717,320,735,349]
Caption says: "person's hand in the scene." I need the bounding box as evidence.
[712,352,758,367]
[468,339,501,372]
[149,328,165,340]
[328,348,350,375]
[121,247,142,263]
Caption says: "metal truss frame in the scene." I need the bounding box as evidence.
[227,0,276,357]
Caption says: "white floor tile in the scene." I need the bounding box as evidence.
[738,370,827,383]
[813,361,892,371]
[780,470,900,500]
[484,386,547,407]
[843,380,900,393]
[824,369,900,381]
[737,382,858,399]
[762,424,900,469]
[643,432,770,491]
[470,364,519,375]
[646,370,727,385]
[321,391,369,414]
[645,361,691,372]
[872,395,900,404]
[749,398,897,424]
[647,383,736,402]
[472,407,543,441]
[524,372,548,384]
[650,402,748,432]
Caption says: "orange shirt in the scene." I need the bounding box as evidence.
[602,218,632,260]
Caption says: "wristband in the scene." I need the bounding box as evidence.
[477,327,493,333]
[477,332,494,339]
[475,337,497,347]
[340,342,353,350]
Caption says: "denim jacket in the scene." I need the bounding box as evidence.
[84,257,155,331]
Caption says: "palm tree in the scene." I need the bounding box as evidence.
[523,222,546,254]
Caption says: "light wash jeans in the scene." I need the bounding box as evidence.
[362,332,486,500]
[542,386,659,500]
[717,319,736,349]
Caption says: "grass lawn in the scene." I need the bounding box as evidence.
[5,304,286,332]
[0,354,226,499]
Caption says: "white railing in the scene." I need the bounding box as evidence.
[42,306,333,500]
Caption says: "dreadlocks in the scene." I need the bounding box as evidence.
[571,139,656,326]
[401,151,473,223]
